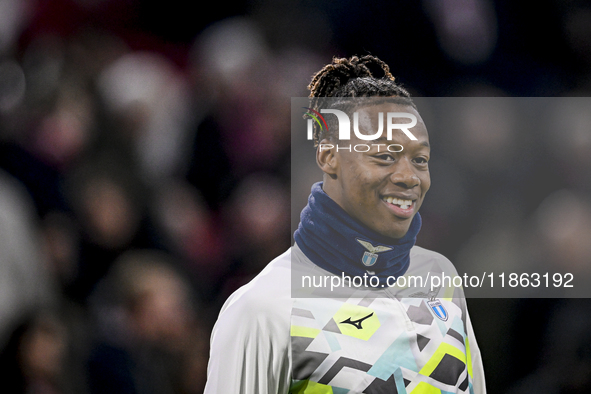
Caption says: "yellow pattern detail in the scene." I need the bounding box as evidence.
[290,325,321,339]
[419,342,467,377]
[465,336,473,378]
[410,381,441,393]
[290,380,334,394]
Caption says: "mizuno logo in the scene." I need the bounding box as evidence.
[340,312,374,330]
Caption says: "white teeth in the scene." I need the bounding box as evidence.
[383,197,414,208]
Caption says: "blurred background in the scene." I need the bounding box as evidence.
[0,0,590,393]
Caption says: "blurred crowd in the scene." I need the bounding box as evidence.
[0,0,590,393]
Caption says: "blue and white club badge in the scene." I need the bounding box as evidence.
[356,239,393,267]
[427,299,448,321]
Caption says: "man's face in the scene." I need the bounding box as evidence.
[320,103,431,239]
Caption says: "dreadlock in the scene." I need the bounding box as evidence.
[307,55,414,146]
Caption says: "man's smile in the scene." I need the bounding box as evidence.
[381,195,416,219]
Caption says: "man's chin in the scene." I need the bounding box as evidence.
[382,214,416,240]
[381,226,411,241]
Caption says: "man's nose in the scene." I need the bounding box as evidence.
[390,158,420,188]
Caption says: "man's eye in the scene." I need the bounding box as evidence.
[376,154,394,161]
[414,157,429,164]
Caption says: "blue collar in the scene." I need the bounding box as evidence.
[294,182,421,284]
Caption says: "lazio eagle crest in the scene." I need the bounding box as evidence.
[356,239,393,267]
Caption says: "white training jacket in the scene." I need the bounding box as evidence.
[205,244,486,394]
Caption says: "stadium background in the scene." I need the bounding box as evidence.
[0,0,590,392]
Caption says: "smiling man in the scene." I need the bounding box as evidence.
[205,55,486,394]
[319,102,430,240]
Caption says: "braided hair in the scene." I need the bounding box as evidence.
[307,55,414,146]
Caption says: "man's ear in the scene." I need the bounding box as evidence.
[316,139,338,178]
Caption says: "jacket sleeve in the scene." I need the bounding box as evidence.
[466,310,487,394]
[204,282,292,394]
